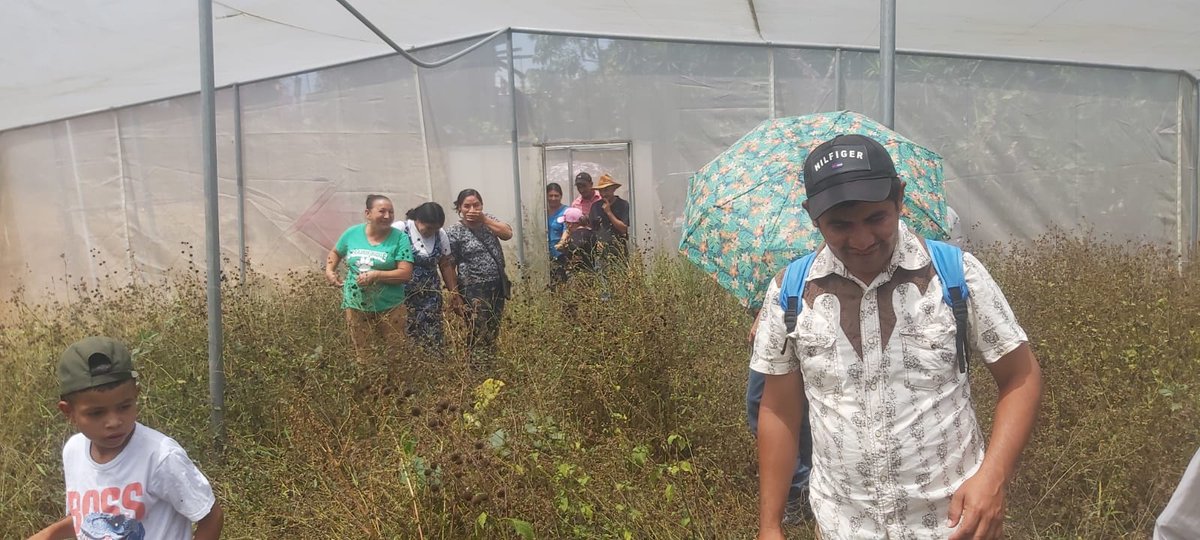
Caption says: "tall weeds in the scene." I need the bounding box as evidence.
[2,234,1197,539]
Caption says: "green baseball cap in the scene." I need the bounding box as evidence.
[58,337,138,396]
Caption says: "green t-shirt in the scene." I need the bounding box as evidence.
[334,223,414,312]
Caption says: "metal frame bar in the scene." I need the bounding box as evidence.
[112,111,136,277]
[414,65,437,202]
[334,0,506,68]
[767,47,777,118]
[538,140,635,150]
[880,0,896,128]
[6,26,1196,135]
[510,26,1200,79]
[1193,78,1200,249]
[625,140,636,244]
[506,30,526,267]
[198,0,225,445]
[1179,82,1186,262]
[567,148,576,200]
[233,83,247,283]
[834,48,844,109]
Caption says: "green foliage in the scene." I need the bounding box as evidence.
[2,234,1198,539]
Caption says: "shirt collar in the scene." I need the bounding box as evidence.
[806,222,931,286]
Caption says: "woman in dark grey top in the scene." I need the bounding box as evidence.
[445,189,513,370]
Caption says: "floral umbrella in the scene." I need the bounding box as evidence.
[679,110,951,309]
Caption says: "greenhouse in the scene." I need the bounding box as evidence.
[2,0,1197,300]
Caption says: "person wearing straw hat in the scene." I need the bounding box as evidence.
[588,173,631,264]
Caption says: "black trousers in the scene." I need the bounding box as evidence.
[461,280,506,369]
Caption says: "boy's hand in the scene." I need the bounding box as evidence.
[27,516,74,540]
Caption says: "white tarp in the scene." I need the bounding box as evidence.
[1,4,1198,309]
[3,0,1199,131]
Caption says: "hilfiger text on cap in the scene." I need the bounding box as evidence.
[811,149,866,173]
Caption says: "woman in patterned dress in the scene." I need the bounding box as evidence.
[395,202,462,352]
[445,189,513,370]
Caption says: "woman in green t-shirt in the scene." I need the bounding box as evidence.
[325,194,415,364]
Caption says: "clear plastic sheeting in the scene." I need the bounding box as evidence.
[0,94,237,301]
[5,1,1200,132]
[773,49,840,117]
[414,35,524,264]
[1,31,1198,310]
[0,115,126,299]
[117,92,239,276]
[515,35,773,253]
[238,56,426,273]
[836,52,1188,247]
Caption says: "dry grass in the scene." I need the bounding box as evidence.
[2,234,1197,539]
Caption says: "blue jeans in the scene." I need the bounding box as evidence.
[747,369,812,500]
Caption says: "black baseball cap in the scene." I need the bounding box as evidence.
[574,172,593,185]
[58,337,138,397]
[802,134,898,220]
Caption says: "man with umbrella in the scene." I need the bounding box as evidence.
[752,134,1042,539]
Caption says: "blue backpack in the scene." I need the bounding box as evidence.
[777,239,971,374]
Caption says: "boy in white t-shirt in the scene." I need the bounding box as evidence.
[28,337,224,540]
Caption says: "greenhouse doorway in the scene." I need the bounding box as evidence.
[541,142,635,248]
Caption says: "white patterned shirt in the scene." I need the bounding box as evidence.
[750,222,1027,539]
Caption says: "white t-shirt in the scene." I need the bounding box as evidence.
[62,422,216,540]
[1156,446,1200,539]
[393,219,451,258]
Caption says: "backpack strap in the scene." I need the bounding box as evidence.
[777,251,819,353]
[927,239,970,374]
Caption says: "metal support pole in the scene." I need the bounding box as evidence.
[506,30,526,267]
[334,0,506,69]
[1194,81,1199,250]
[767,47,776,119]
[198,0,225,446]
[880,0,896,128]
[413,66,437,202]
[233,84,246,283]
[834,48,844,110]
[567,149,576,200]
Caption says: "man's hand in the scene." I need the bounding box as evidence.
[948,342,1041,539]
[947,466,1007,539]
